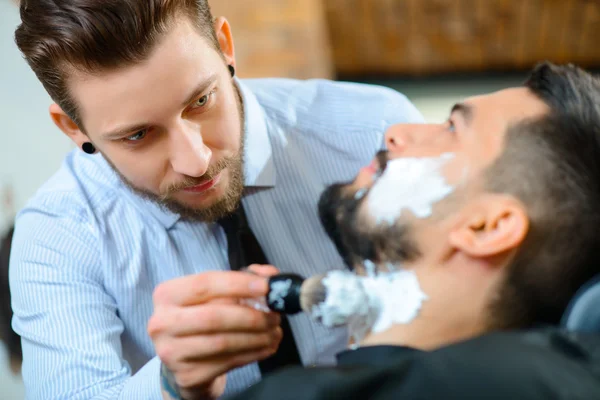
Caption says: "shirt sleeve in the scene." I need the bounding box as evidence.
[9,200,163,400]
[383,88,426,125]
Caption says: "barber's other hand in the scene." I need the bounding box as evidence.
[149,268,283,400]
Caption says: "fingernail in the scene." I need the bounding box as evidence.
[240,267,256,275]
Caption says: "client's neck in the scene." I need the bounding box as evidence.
[359,316,486,351]
[350,255,500,351]
[357,281,490,351]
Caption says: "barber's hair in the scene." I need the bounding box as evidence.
[486,62,600,329]
[15,0,220,128]
[0,226,21,370]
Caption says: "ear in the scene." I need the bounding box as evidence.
[448,194,529,259]
[213,17,236,68]
[49,103,90,149]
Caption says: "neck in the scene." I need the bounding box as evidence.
[356,266,493,350]
[359,316,487,350]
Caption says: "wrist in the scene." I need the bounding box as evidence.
[160,363,222,400]
[160,363,183,400]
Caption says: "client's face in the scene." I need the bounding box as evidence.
[319,87,549,272]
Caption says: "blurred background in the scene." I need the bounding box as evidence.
[0,0,599,398]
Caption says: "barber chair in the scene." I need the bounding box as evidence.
[561,274,600,333]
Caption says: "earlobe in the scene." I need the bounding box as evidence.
[213,17,236,68]
[448,196,529,259]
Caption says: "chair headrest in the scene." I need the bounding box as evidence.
[561,274,600,333]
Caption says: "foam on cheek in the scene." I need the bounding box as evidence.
[367,153,455,225]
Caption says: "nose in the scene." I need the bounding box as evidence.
[384,124,412,153]
[169,122,212,178]
[384,123,448,155]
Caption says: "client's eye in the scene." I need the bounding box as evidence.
[446,120,456,133]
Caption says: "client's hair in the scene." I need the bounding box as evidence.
[486,62,600,329]
[0,226,21,373]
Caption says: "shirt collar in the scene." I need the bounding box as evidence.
[105,78,275,230]
[236,78,277,188]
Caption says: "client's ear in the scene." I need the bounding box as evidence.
[448,194,529,258]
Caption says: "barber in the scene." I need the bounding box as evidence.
[9,1,423,399]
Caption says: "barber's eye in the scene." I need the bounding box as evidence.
[195,94,209,107]
[194,91,215,108]
[126,130,147,141]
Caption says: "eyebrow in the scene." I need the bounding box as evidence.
[450,103,474,126]
[100,73,219,140]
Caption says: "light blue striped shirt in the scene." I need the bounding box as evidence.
[9,78,424,399]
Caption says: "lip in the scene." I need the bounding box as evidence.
[360,151,388,176]
[182,172,222,194]
[360,160,379,176]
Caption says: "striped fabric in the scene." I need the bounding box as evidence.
[9,78,424,399]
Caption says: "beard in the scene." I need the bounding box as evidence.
[105,79,246,223]
[318,152,421,271]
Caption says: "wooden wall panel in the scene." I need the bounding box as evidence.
[209,0,334,79]
[324,0,600,76]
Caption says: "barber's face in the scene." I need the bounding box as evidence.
[60,19,244,222]
[319,87,549,272]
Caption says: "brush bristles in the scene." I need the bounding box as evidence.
[300,274,328,313]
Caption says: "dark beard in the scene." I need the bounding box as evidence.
[105,79,246,223]
[318,181,421,271]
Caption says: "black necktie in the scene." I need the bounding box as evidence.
[216,205,302,376]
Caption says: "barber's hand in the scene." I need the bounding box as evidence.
[149,265,282,400]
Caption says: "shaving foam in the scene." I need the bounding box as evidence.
[354,188,367,200]
[310,270,371,327]
[310,268,428,345]
[367,153,455,225]
[363,260,377,277]
[361,269,428,333]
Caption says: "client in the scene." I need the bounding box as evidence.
[226,62,600,400]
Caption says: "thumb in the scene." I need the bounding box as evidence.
[245,264,280,278]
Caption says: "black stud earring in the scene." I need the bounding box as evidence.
[228,65,235,77]
[82,142,96,154]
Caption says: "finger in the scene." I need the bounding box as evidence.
[209,298,238,306]
[185,327,283,361]
[153,271,269,306]
[157,328,283,366]
[150,304,281,337]
[245,264,280,277]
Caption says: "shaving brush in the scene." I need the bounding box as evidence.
[264,273,328,315]
[263,271,374,334]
